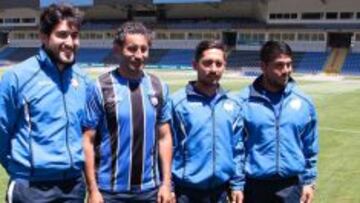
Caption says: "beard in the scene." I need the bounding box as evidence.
[268,75,289,90]
[44,46,76,68]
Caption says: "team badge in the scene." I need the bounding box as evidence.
[71,79,79,88]
[150,96,158,107]
[290,98,302,110]
[223,101,234,112]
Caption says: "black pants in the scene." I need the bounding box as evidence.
[101,187,158,203]
[244,176,301,203]
[175,184,228,203]
[6,176,85,203]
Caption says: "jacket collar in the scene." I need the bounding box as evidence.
[185,81,228,100]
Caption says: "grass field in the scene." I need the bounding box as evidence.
[0,68,359,202]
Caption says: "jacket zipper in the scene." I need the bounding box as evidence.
[24,99,34,175]
[177,113,187,180]
[59,72,74,170]
[211,105,216,188]
[275,97,284,174]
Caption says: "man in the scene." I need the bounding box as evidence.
[170,40,244,203]
[83,21,173,203]
[238,41,319,203]
[0,3,88,202]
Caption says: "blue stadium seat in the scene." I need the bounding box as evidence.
[342,53,360,75]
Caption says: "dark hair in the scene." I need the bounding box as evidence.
[194,40,227,62]
[113,21,152,47]
[40,3,83,35]
[260,41,293,64]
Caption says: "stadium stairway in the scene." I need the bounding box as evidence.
[324,48,349,74]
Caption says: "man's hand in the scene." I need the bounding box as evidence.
[157,184,173,203]
[87,189,104,203]
[230,190,244,203]
[300,184,315,203]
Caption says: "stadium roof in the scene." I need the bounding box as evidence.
[0,0,39,9]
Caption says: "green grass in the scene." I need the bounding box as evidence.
[0,69,360,202]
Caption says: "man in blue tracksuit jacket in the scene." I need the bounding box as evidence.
[0,4,90,202]
[171,40,244,203]
[238,41,319,203]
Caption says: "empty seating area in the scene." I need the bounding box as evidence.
[2,47,360,75]
[0,47,38,62]
[341,53,360,75]
[227,50,259,69]
[292,52,329,74]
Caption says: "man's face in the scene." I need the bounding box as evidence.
[119,34,149,74]
[41,20,79,68]
[261,53,293,91]
[194,48,226,86]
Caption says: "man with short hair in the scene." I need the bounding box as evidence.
[171,40,244,203]
[238,41,319,203]
[83,21,173,203]
[0,3,89,202]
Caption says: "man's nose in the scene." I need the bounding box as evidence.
[134,49,144,59]
[64,35,77,47]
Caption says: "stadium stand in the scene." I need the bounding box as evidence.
[1,0,360,75]
[292,52,329,74]
[341,52,360,75]
[76,48,111,64]
[1,47,38,62]
[227,50,259,69]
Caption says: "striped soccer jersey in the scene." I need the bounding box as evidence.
[84,69,171,192]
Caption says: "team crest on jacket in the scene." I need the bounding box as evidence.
[71,79,79,88]
[290,98,302,110]
[223,101,235,112]
[150,96,158,107]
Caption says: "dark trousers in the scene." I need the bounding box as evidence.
[175,184,228,203]
[6,176,85,203]
[244,176,301,203]
[101,187,158,203]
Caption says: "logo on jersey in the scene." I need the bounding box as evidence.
[223,101,235,112]
[150,96,159,107]
[290,98,302,110]
[71,79,79,88]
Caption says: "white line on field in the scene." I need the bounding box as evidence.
[320,127,360,134]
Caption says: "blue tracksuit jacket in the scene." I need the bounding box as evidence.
[237,76,319,185]
[0,48,90,181]
[171,82,244,190]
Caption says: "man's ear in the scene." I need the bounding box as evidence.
[39,33,48,45]
[192,60,198,71]
[260,61,266,72]
[113,43,122,55]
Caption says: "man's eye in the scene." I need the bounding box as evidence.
[140,46,148,53]
[128,46,138,52]
[56,31,69,39]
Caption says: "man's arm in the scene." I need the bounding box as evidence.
[300,104,319,203]
[83,129,104,203]
[229,106,245,203]
[82,81,104,203]
[0,71,19,171]
[157,122,173,203]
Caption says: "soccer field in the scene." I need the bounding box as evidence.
[0,69,359,202]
